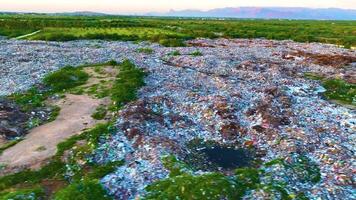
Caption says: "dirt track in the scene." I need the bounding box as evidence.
[0,94,102,173]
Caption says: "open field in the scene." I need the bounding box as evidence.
[0,14,355,47]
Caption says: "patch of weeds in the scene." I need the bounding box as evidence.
[0,138,23,155]
[169,50,181,56]
[91,106,107,120]
[43,66,89,92]
[137,48,154,54]
[86,161,124,179]
[8,87,47,111]
[190,50,203,56]
[111,60,146,107]
[48,106,61,122]
[159,39,186,47]
[53,179,111,200]
[70,87,85,95]
[304,74,355,105]
[0,187,45,200]
[0,123,114,191]
[145,153,319,200]
[322,78,355,105]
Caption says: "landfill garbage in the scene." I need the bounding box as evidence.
[0,38,355,199]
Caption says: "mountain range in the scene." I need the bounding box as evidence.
[1,7,356,20]
[148,7,356,20]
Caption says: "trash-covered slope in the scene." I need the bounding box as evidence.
[94,39,355,199]
[0,38,355,199]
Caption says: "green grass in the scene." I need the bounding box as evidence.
[137,47,154,54]
[43,66,89,92]
[304,73,356,105]
[322,79,355,105]
[8,87,47,111]
[0,15,355,47]
[54,179,111,200]
[169,50,181,56]
[190,50,203,56]
[145,154,320,200]
[91,105,107,120]
[0,139,23,155]
[0,123,119,197]
[111,60,146,107]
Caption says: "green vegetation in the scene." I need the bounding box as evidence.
[44,66,89,92]
[322,79,355,105]
[0,15,355,47]
[0,139,23,155]
[169,50,181,56]
[54,179,111,200]
[9,87,47,111]
[0,123,120,197]
[137,47,154,54]
[91,105,107,120]
[190,50,203,56]
[145,153,321,200]
[0,187,45,200]
[111,60,146,107]
[304,73,356,105]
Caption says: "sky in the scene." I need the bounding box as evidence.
[0,0,355,14]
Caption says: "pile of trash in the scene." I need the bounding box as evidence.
[93,39,355,199]
[0,38,355,199]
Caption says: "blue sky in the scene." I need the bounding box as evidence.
[0,0,355,13]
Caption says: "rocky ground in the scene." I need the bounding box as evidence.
[0,38,355,199]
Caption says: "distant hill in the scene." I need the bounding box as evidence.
[51,11,109,16]
[150,7,356,20]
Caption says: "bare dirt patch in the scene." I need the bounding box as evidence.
[0,94,104,173]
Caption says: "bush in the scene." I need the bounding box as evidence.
[43,66,89,92]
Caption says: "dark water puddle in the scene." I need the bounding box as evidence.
[184,139,255,171]
[201,146,251,169]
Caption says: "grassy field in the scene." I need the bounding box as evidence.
[0,14,355,47]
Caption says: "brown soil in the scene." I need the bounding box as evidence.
[0,66,116,175]
[0,94,103,174]
[289,50,356,68]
